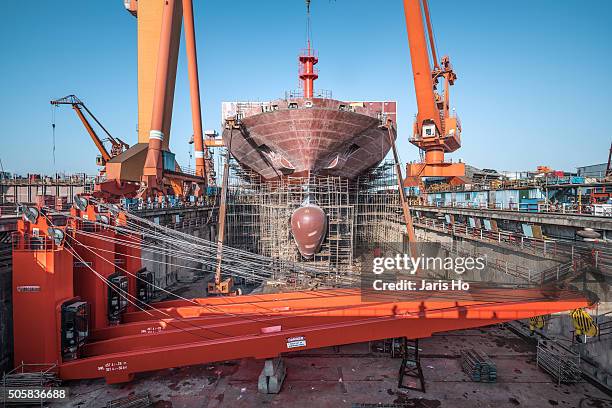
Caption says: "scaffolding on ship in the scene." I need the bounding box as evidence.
[225,160,406,276]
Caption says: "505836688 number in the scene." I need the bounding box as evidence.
[3,387,69,401]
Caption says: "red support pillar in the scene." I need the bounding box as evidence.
[142,0,178,194]
[182,0,208,181]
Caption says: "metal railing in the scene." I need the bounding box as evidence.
[420,201,612,217]
[11,233,59,252]
[536,339,582,385]
[0,203,18,217]
[413,216,611,281]
[284,89,332,99]
[125,197,218,213]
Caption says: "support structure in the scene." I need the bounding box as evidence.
[142,0,180,194]
[209,120,237,295]
[386,121,417,254]
[398,338,426,392]
[182,0,209,183]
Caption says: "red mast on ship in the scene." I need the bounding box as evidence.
[299,0,318,98]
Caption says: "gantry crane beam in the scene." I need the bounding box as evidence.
[56,287,588,383]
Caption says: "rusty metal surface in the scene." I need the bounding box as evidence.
[223,98,395,180]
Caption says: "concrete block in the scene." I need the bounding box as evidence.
[257,372,269,394]
[263,357,283,376]
[267,363,286,394]
[258,358,287,394]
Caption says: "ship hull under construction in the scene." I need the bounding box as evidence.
[222,98,397,180]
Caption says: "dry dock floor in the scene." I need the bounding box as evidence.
[52,325,611,408]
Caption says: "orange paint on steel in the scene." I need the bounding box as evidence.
[403,0,441,135]
[182,0,207,180]
[403,0,465,185]
[12,239,75,368]
[11,216,589,384]
[72,104,112,163]
[55,287,588,383]
[421,0,439,69]
[425,148,444,164]
[142,0,178,190]
[133,0,182,150]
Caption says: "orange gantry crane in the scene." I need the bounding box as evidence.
[92,0,214,199]
[403,0,465,186]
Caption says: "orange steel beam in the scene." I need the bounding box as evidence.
[182,0,208,181]
[404,0,441,135]
[421,0,438,70]
[142,0,181,192]
[72,105,112,163]
[134,0,182,150]
[56,287,588,383]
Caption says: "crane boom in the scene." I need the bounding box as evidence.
[404,0,441,137]
[50,95,128,165]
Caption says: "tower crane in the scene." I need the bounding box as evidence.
[50,95,129,167]
[403,0,465,187]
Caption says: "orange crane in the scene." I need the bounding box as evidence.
[403,0,465,187]
[124,0,212,197]
[50,95,129,167]
[83,0,213,199]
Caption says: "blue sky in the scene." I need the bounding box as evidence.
[0,0,610,176]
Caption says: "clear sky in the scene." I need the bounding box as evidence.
[0,0,610,176]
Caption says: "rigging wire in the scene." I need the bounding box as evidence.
[54,203,578,306]
[51,104,57,166]
[63,242,221,343]
[38,204,582,337]
[67,216,573,304]
[43,211,286,341]
[305,0,312,50]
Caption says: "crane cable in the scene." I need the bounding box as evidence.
[51,104,57,166]
[305,0,312,50]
